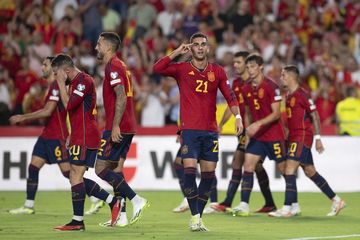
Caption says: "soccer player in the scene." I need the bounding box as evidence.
[232,54,288,217]
[269,65,346,217]
[51,54,121,231]
[153,32,243,231]
[8,56,71,215]
[211,51,277,213]
[94,32,149,227]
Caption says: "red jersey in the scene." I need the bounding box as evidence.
[243,77,285,141]
[232,77,248,126]
[67,72,100,149]
[286,87,316,148]
[153,56,238,132]
[103,56,136,133]
[41,81,68,140]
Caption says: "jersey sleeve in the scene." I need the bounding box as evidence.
[108,61,127,88]
[153,56,179,78]
[300,91,316,114]
[267,80,282,103]
[67,78,91,111]
[46,83,60,102]
[218,67,238,108]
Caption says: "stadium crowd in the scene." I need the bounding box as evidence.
[0,0,360,134]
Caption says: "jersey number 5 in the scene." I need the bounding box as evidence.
[254,99,260,110]
[195,80,208,93]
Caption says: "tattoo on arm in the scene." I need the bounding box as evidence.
[113,84,126,127]
[311,111,321,135]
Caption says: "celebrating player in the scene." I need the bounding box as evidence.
[232,54,289,217]
[153,32,243,231]
[269,65,346,217]
[52,54,121,231]
[212,52,277,214]
[94,32,149,227]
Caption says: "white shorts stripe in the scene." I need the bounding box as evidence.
[274,96,282,101]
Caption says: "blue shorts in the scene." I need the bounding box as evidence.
[176,146,182,158]
[180,129,219,162]
[236,134,246,152]
[245,138,286,163]
[32,137,69,164]
[97,130,134,162]
[68,145,97,167]
[287,141,314,165]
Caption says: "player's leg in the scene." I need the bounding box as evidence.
[54,163,87,231]
[254,161,277,213]
[202,173,218,214]
[173,147,189,213]
[302,164,346,216]
[269,159,300,217]
[8,155,46,214]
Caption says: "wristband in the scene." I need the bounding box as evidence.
[235,114,242,119]
[314,135,321,140]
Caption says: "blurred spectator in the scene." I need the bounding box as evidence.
[52,16,78,54]
[0,66,14,110]
[128,0,157,41]
[14,56,39,114]
[78,0,103,48]
[77,40,96,74]
[335,87,360,136]
[28,32,52,76]
[182,3,200,38]
[138,75,167,127]
[156,0,182,37]
[164,76,179,125]
[229,0,253,34]
[53,0,78,23]
[64,4,83,37]
[99,2,121,32]
[22,82,46,125]
[215,31,240,61]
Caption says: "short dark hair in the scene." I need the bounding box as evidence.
[345,86,357,97]
[234,51,250,59]
[190,32,208,43]
[51,54,74,69]
[245,54,264,66]
[46,56,55,62]
[283,65,300,78]
[100,32,121,52]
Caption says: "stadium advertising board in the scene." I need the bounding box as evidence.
[0,136,359,192]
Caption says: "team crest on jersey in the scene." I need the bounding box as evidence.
[188,71,195,76]
[290,97,296,107]
[110,71,118,79]
[77,84,85,91]
[181,145,189,154]
[258,88,264,99]
[52,89,59,96]
[207,71,215,82]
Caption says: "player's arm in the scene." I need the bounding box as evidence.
[111,84,127,143]
[218,107,232,132]
[152,43,192,76]
[310,109,325,154]
[247,101,281,137]
[219,76,243,135]
[9,101,57,125]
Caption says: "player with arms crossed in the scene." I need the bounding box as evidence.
[212,51,277,214]
[52,54,121,231]
[8,56,71,215]
[269,65,346,217]
[94,32,149,227]
[153,32,243,231]
[232,54,291,217]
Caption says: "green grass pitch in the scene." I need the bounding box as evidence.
[0,191,359,240]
